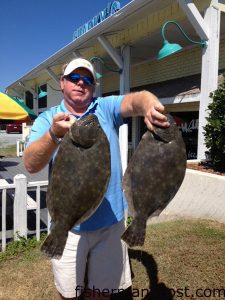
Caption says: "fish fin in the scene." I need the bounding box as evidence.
[40,230,68,259]
[121,217,146,247]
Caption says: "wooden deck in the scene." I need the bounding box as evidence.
[0,157,48,235]
[0,157,48,183]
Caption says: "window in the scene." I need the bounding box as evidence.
[25,91,33,109]
[171,111,199,160]
[38,84,47,109]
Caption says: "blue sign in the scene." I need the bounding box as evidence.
[73,1,121,40]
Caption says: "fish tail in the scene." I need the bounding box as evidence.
[121,217,146,247]
[41,230,68,259]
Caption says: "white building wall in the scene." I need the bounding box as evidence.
[47,79,63,109]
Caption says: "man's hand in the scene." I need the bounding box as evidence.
[144,99,169,132]
[51,113,76,138]
[23,113,76,173]
[121,90,170,131]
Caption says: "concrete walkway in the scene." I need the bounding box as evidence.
[148,169,225,224]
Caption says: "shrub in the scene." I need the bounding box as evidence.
[0,233,47,261]
[203,73,225,171]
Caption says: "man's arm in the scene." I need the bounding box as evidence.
[120,90,169,130]
[23,131,58,173]
[23,113,75,173]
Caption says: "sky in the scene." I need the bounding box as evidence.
[0,0,131,93]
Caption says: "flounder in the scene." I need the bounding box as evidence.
[122,114,186,247]
[41,114,111,258]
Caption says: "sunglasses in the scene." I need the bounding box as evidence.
[64,73,94,86]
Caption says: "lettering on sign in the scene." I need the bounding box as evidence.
[73,1,121,40]
[178,119,199,133]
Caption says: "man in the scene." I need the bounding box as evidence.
[23,58,169,300]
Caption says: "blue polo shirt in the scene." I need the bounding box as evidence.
[27,96,127,231]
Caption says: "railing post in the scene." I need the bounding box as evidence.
[36,186,40,241]
[14,174,28,240]
[1,189,7,251]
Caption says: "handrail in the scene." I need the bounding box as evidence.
[0,175,49,252]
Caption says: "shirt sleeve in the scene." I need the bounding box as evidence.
[97,95,127,128]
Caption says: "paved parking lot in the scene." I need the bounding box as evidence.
[0,130,48,182]
[0,130,22,147]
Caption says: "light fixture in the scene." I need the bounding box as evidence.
[89,57,104,79]
[90,56,121,77]
[38,88,47,98]
[157,20,207,60]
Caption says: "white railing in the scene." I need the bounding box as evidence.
[0,174,49,252]
[16,123,32,157]
[16,140,25,157]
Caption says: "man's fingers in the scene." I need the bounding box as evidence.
[144,117,155,132]
[144,104,170,131]
[53,113,76,126]
[67,115,76,125]
[145,109,169,126]
[53,112,69,122]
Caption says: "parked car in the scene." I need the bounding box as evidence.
[6,123,22,134]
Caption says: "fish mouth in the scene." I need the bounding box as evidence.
[69,114,99,146]
[82,114,98,127]
[152,131,171,143]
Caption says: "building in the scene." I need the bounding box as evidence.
[5,0,225,170]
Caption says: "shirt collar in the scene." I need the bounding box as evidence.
[59,98,97,118]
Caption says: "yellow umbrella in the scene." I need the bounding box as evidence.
[0,92,36,121]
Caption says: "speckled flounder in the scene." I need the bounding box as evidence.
[41,114,111,258]
[122,114,186,247]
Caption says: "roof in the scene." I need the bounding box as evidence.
[6,0,225,97]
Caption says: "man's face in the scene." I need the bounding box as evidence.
[60,67,95,110]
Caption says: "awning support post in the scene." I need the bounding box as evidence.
[177,0,220,160]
